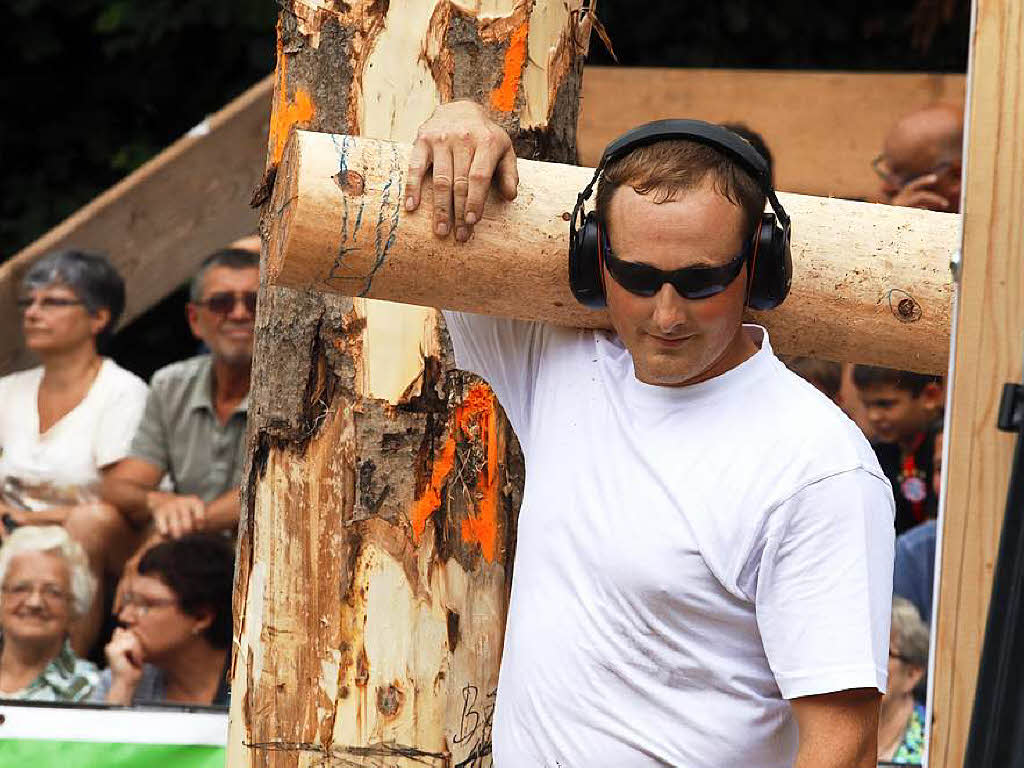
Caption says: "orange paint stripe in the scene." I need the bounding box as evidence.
[412,384,500,562]
[489,20,529,113]
[269,22,316,165]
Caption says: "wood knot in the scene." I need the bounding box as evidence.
[334,170,365,196]
[888,289,923,323]
[376,683,404,718]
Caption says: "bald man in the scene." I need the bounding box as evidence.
[874,103,963,212]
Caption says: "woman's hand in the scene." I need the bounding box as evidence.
[105,627,145,704]
[404,100,519,242]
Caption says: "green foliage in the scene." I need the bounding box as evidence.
[0,0,276,258]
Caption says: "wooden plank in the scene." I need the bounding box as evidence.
[0,75,274,373]
[579,68,966,200]
[928,0,1024,764]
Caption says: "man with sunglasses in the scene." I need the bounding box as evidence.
[404,102,894,768]
[875,102,963,212]
[102,247,259,540]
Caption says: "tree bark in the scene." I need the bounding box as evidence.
[265,130,957,374]
[227,3,593,767]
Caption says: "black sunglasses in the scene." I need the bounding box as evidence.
[195,291,257,316]
[600,227,751,300]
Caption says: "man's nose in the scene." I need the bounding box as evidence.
[651,284,689,333]
[228,297,254,322]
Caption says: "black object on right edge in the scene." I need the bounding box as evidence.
[568,119,792,311]
[963,378,1024,768]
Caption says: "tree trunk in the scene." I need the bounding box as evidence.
[265,131,957,374]
[227,3,593,767]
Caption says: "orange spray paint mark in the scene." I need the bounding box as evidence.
[269,23,316,165]
[489,20,529,113]
[412,383,500,562]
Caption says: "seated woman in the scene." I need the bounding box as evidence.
[0,250,149,654]
[95,534,233,706]
[0,527,98,701]
[878,596,930,764]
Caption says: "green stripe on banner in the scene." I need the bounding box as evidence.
[0,740,225,767]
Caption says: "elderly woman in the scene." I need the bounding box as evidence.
[0,526,98,701]
[0,249,149,654]
[878,597,930,764]
[95,533,233,706]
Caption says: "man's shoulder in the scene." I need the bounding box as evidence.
[149,354,211,391]
[756,361,888,485]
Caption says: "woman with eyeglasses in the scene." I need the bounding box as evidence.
[878,597,929,764]
[0,526,98,701]
[0,250,148,655]
[94,533,233,706]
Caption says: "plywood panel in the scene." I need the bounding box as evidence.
[579,68,966,200]
[0,76,274,373]
[928,0,1024,764]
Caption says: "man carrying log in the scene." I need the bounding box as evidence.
[403,101,895,768]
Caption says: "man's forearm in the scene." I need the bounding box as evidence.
[101,478,168,523]
[202,488,241,532]
[794,737,876,768]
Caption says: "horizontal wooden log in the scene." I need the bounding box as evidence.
[267,130,956,374]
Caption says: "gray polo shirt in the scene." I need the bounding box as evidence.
[129,355,248,502]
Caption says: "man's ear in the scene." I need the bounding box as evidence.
[191,606,215,638]
[186,303,203,339]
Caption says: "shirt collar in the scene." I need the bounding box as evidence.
[187,355,249,417]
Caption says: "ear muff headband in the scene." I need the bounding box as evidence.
[569,119,792,311]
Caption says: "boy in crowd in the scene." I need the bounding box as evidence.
[853,365,944,534]
[893,427,942,624]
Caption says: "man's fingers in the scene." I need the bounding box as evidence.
[497,145,519,201]
[155,510,169,537]
[452,135,474,241]
[904,173,939,191]
[405,138,433,212]
[169,508,184,539]
[431,142,455,237]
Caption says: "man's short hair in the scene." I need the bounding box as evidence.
[137,533,235,649]
[784,356,842,400]
[852,364,941,397]
[594,136,767,244]
[22,249,126,350]
[722,123,774,181]
[189,247,259,303]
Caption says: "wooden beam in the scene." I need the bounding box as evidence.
[579,68,966,199]
[266,130,957,374]
[0,75,274,373]
[929,0,1024,764]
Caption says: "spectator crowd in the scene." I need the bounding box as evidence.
[0,100,960,764]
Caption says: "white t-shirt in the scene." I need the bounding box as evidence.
[443,312,895,768]
[0,360,148,510]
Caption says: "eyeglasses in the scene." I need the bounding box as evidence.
[16,297,84,312]
[2,581,70,603]
[120,592,178,616]
[871,154,954,189]
[601,228,751,300]
[194,291,257,316]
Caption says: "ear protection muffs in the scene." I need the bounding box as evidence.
[568,119,792,311]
